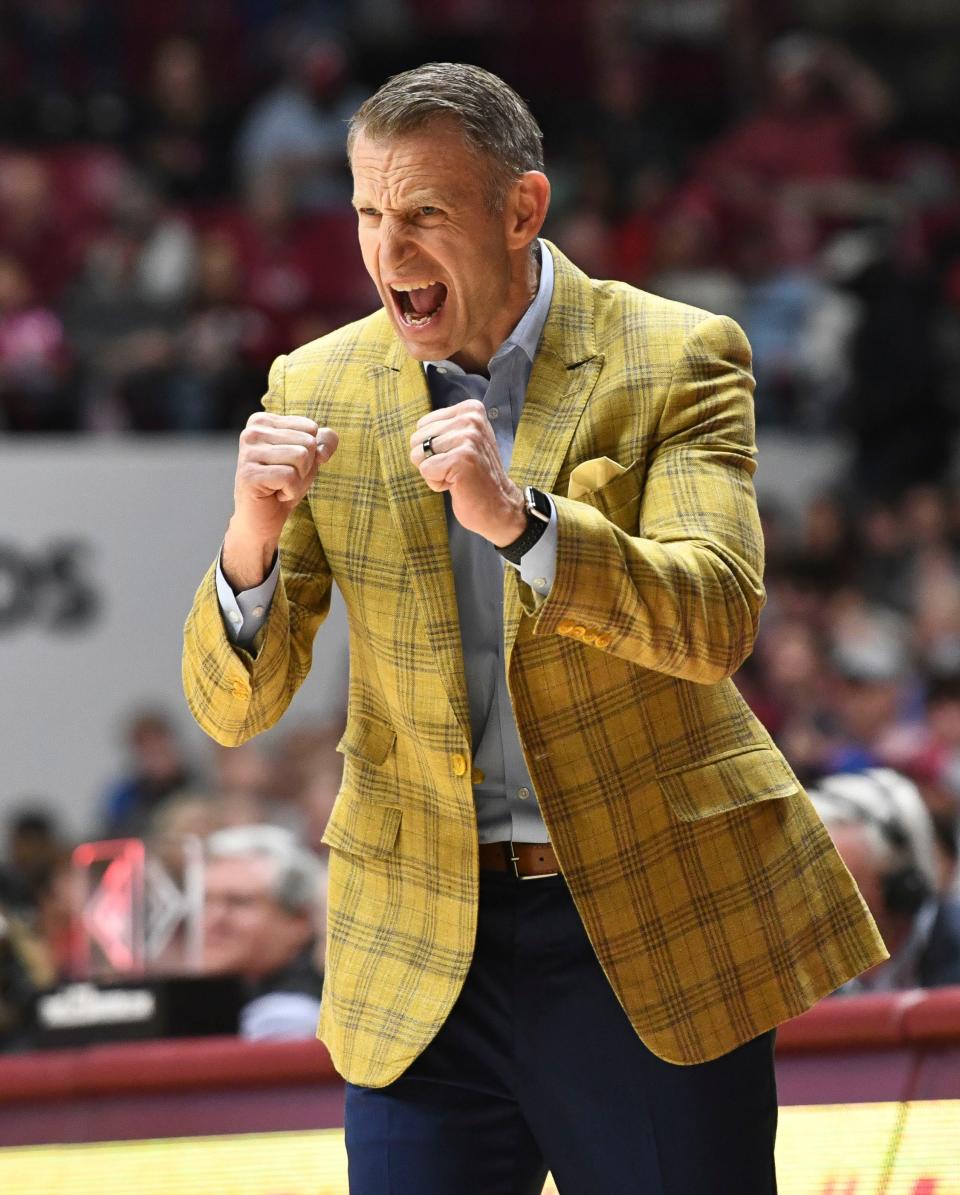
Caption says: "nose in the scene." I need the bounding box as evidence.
[379,215,415,273]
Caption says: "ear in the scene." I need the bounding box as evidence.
[504,171,551,251]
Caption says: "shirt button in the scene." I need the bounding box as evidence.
[518,786,530,800]
[228,610,241,625]
[533,577,547,590]
[451,753,468,777]
[436,366,447,374]
[488,407,499,421]
[252,605,264,619]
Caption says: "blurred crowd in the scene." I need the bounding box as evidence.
[4,1,960,1046]
[0,706,344,1049]
[0,1,956,498]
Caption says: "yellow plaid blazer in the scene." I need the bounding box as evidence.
[183,243,886,1086]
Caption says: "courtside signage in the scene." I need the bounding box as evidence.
[0,1103,957,1194]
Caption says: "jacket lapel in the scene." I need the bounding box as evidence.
[504,246,605,656]
[371,348,471,741]
[369,245,604,736]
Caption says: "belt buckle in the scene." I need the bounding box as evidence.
[503,841,558,881]
[503,841,522,880]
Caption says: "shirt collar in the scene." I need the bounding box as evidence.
[423,239,555,377]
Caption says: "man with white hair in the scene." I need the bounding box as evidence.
[809,768,960,991]
[203,824,325,1039]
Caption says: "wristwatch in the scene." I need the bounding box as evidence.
[496,486,551,565]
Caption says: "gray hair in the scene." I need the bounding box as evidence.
[346,62,544,210]
[205,825,323,921]
[809,768,938,893]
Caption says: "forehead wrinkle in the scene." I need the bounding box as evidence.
[351,140,473,211]
[353,174,462,213]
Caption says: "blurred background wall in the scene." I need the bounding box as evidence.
[0,441,348,835]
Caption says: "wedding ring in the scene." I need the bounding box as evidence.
[423,435,436,457]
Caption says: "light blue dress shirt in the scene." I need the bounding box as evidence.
[218,241,557,843]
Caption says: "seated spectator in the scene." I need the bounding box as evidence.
[810,768,960,991]
[3,809,64,912]
[202,825,324,1041]
[60,167,195,428]
[0,253,72,430]
[690,34,895,266]
[0,895,56,1052]
[101,708,193,838]
[170,228,267,429]
[127,36,237,204]
[0,154,83,304]
[235,36,362,212]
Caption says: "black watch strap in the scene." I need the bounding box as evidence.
[497,488,551,566]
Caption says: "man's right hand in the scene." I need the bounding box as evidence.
[222,412,339,592]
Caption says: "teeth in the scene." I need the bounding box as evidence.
[391,280,438,292]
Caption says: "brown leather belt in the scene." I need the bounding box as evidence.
[478,841,560,879]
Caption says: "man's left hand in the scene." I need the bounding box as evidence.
[410,399,526,547]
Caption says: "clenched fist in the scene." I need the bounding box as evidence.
[222,412,339,591]
[409,399,526,547]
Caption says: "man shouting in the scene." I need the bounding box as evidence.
[184,62,885,1194]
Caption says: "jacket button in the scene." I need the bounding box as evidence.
[581,630,598,644]
[230,680,247,698]
[452,753,468,777]
[594,633,612,648]
[471,767,485,784]
[557,619,574,634]
[572,625,587,638]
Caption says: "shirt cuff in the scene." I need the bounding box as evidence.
[216,550,280,647]
[511,498,557,599]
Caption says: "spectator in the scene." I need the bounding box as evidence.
[2,810,64,912]
[841,236,951,498]
[235,36,362,211]
[101,708,192,838]
[168,227,267,429]
[0,252,72,430]
[691,34,895,266]
[60,168,195,428]
[202,825,324,1041]
[0,897,56,1051]
[127,37,237,203]
[810,768,960,990]
[0,153,82,303]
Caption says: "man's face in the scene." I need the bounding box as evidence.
[351,123,518,371]
[203,855,311,981]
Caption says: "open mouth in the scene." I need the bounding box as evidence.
[389,280,448,328]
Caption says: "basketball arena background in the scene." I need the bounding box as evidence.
[2,0,960,1191]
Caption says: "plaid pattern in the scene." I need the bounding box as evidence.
[183,244,886,1086]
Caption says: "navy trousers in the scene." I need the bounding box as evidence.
[345,870,778,1194]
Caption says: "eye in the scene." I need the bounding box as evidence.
[356,207,380,219]
[420,206,438,216]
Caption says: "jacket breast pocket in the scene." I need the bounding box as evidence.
[572,459,643,533]
[657,745,801,822]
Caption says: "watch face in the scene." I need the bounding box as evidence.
[525,486,551,520]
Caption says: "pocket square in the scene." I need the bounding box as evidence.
[567,457,627,500]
